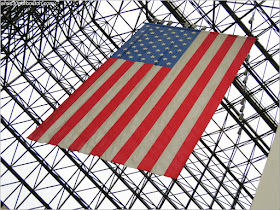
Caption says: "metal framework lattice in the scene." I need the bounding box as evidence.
[1,1,279,209]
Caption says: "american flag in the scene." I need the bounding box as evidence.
[28,23,256,179]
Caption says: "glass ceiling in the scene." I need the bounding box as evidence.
[1,1,279,209]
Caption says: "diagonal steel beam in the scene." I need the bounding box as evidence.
[1,116,90,209]
[243,62,279,105]
[161,1,192,26]
[199,138,254,201]
[1,84,41,125]
[221,98,270,156]
[82,2,119,50]
[219,1,279,73]
[233,77,278,132]
[59,150,125,209]
[100,160,153,208]
[138,1,157,23]
[254,1,279,33]
[1,158,51,209]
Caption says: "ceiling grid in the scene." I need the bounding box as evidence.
[1,1,279,209]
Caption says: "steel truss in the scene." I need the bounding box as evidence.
[1,1,279,209]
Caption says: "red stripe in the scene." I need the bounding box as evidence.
[47,60,135,145]
[28,58,117,141]
[164,38,256,179]
[110,32,218,165]
[137,35,237,172]
[92,67,171,158]
[68,63,153,151]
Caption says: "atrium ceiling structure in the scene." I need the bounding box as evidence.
[1,1,279,209]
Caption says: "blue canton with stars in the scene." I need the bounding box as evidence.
[112,23,200,68]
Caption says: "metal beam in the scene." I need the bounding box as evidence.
[254,1,279,33]
[60,150,125,209]
[221,98,270,156]
[1,84,41,125]
[233,78,278,132]
[219,1,279,73]
[1,116,90,209]
[1,158,51,209]
[199,138,254,201]
[138,1,157,23]
[100,160,153,208]
[161,1,192,26]
[243,63,279,105]
[82,2,119,50]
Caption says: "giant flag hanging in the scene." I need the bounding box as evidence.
[28,23,256,179]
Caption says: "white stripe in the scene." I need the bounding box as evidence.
[37,59,125,143]
[125,33,228,169]
[58,61,144,148]
[94,31,209,163]
[151,36,247,176]
[79,65,162,154]
[83,65,162,157]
